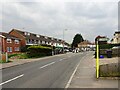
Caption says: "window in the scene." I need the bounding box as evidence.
[45,37,48,39]
[24,32,30,36]
[7,47,12,52]
[42,41,45,44]
[36,35,40,37]
[15,39,19,44]
[14,47,20,51]
[7,39,12,43]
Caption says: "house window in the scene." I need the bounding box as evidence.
[45,37,48,39]
[15,39,19,44]
[42,41,45,44]
[24,32,30,36]
[14,47,20,51]
[7,39,12,43]
[36,35,40,38]
[7,47,12,52]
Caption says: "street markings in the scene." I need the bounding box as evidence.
[59,59,64,61]
[65,55,86,88]
[0,74,24,86]
[40,62,55,69]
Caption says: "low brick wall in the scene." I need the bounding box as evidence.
[99,63,120,77]
[100,48,120,57]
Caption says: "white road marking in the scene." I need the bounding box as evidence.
[63,58,66,60]
[40,62,55,69]
[0,74,24,86]
[65,56,86,88]
[59,58,66,61]
[65,63,79,88]
[59,59,63,61]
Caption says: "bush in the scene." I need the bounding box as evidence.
[99,44,114,49]
[8,54,19,58]
[21,45,31,52]
[27,45,52,58]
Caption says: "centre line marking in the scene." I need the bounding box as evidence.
[59,59,63,61]
[40,62,55,69]
[0,74,24,86]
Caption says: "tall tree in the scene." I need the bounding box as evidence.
[71,34,84,48]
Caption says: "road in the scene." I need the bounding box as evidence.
[1,52,88,88]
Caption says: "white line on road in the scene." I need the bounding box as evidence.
[65,63,79,88]
[59,58,66,61]
[63,58,66,60]
[65,56,86,88]
[59,59,63,61]
[40,62,55,69]
[0,74,24,86]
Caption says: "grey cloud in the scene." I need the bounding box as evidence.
[2,2,118,43]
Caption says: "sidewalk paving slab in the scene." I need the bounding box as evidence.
[68,52,119,88]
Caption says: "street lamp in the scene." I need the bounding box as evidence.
[63,29,67,53]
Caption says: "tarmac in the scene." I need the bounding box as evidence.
[0,52,119,89]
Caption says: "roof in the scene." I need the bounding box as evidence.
[10,29,65,43]
[115,31,120,34]
[0,32,20,40]
[78,40,92,45]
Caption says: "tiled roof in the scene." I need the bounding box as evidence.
[11,29,65,43]
[1,32,20,40]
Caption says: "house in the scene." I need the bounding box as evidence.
[111,31,120,44]
[0,32,21,54]
[9,29,68,48]
[78,40,95,51]
[78,40,92,48]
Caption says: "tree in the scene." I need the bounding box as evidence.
[71,34,84,48]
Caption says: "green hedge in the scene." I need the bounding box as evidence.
[99,44,114,49]
[27,45,52,58]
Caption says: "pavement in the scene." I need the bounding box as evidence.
[0,51,119,89]
[0,53,70,69]
[68,52,119,88]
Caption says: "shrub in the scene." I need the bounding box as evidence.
[27,45,52,58]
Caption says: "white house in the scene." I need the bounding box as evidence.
[111,31,120,44]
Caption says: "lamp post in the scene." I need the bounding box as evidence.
[63,29,67,53]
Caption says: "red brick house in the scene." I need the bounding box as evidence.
[9,29,67,47]
[0,32,21,54]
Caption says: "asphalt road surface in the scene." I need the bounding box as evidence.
[1,52,89,88]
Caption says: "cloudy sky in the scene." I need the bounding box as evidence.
[1,0,119,43]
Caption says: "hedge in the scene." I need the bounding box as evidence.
[27,45,52,58]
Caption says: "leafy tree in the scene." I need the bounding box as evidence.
[71,34,84,48]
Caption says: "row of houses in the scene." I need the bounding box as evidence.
[77,31,120,50]
[95,31,120,45]
[0,29,69,54]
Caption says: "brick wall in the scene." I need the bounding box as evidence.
[2,38,21,54]
[9,30,26,46]
[100,48,120,57]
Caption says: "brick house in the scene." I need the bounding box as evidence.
[0,32,21,54]
[9,29,66,47]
